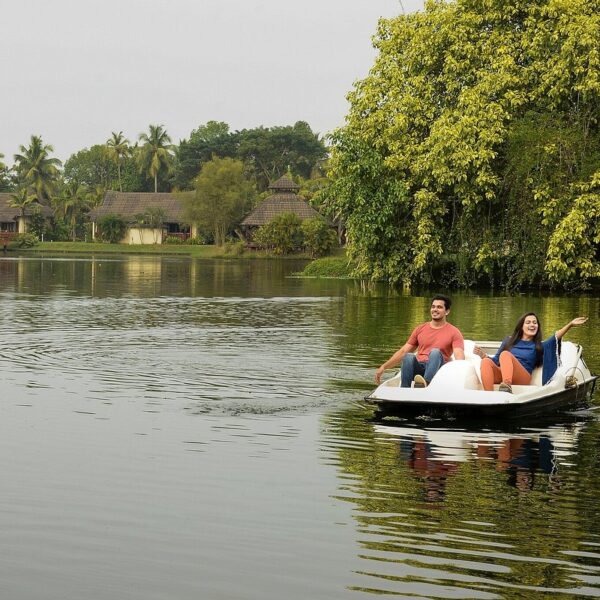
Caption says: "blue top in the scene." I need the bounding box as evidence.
[491,335,560,385]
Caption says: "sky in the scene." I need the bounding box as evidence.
[1,0,424,163]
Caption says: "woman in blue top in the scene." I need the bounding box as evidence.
[475,313,588,393]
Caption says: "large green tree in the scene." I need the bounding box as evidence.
[184,156,256,246]
[137,124,175,192]
[237,121,328,191]
[324,0,600,288]
[13,135,62,205]
[173,121,238,190]
[64,145,115,190]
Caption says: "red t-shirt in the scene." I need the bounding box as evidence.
[407,322,464,362]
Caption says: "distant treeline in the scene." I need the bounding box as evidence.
[0,120,327,196]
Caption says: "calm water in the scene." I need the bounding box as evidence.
[0,255,599,599]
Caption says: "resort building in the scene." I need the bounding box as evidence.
[90,191,196,244]
[240,174,322,240]
[0,193,53,238]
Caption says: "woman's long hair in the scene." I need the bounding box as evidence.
[505,312,544,367]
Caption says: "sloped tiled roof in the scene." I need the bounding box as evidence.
[0,193,53,221]
[89,191,188,223]
[268,174,300,192]
[241,192,321,226]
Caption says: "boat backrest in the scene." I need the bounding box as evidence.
[530,366,543,386]
[560,341,580,369]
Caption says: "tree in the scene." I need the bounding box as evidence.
[137,124,174,192]
[325,0,600,288]
[0,153,13,192]
[254,212,304,255]
[64,145,115,190]
[13,135,62,205]
[184,156,256,246]
[301,217,338,258]
[8,188,36,218]
[54,181,90,241]
[97,214,127,243]
[173,121,239,190]
[106,132,130,192]
[134,206,167,243]
[237,122,328,191]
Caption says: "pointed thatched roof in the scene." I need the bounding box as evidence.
[89,191,188,223]
[241,175,320,227]
[0,193,53,221]
[268,174,300,192]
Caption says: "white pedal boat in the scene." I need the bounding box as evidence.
[365,340,598,419]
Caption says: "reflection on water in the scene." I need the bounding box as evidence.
[0,255,599,599]
[324,408,600,597]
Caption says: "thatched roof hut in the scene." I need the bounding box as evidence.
[0,193,53,221]
[241,175,320,229]
[89,191,187,224]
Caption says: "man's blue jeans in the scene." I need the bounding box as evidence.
[400,349,445,388]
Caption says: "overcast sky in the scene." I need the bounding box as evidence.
[1,0,424,163]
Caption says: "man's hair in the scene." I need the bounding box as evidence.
[431,294,452,310]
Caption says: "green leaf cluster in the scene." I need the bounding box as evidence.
[184,157,256,246]
[325,0,600,288]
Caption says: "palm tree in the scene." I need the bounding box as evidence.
[137,124,174,192]
[106,131,130,192]
[9,188,36,220]
[13,135,62,205]
[55,181,89,241]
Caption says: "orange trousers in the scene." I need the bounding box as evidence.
[480,351,531,391]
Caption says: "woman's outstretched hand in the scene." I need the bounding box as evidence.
[571,316,588,327]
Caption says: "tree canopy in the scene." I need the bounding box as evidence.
[323,0,600,289]
[13,135,62,205]
[184,156,257,246]
[173,121,328,192]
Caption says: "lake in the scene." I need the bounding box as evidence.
[0,255,599,599]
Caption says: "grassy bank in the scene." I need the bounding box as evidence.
[296,256,356,279]
[11,241,314,259]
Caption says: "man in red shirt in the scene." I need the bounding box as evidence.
[375,295,465,388]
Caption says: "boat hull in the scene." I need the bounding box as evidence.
[366,377,598,420]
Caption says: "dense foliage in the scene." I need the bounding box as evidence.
[173,121,327,191]
[184,157,256,246]
[254,212,305,255]
[97,214,127,244]
[301,217,338,257]
[323,0,600,289]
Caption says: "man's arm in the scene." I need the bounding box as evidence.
[453,346,465,360]
[375,343,417,384]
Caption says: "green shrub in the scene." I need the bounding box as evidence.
[164,235,184,245]
[301,217,337,257]
[12,233,39,248]
[223,240,245,256]
[302,257,354,278]
[185,235,206,245]
[98,214,127,244]
[254,212,304,255]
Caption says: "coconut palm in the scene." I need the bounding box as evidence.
[106,131,130,192]
[137,124,174,192]
[9,188,36,217]
[55,180,89,241]
[13,135,62,205]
